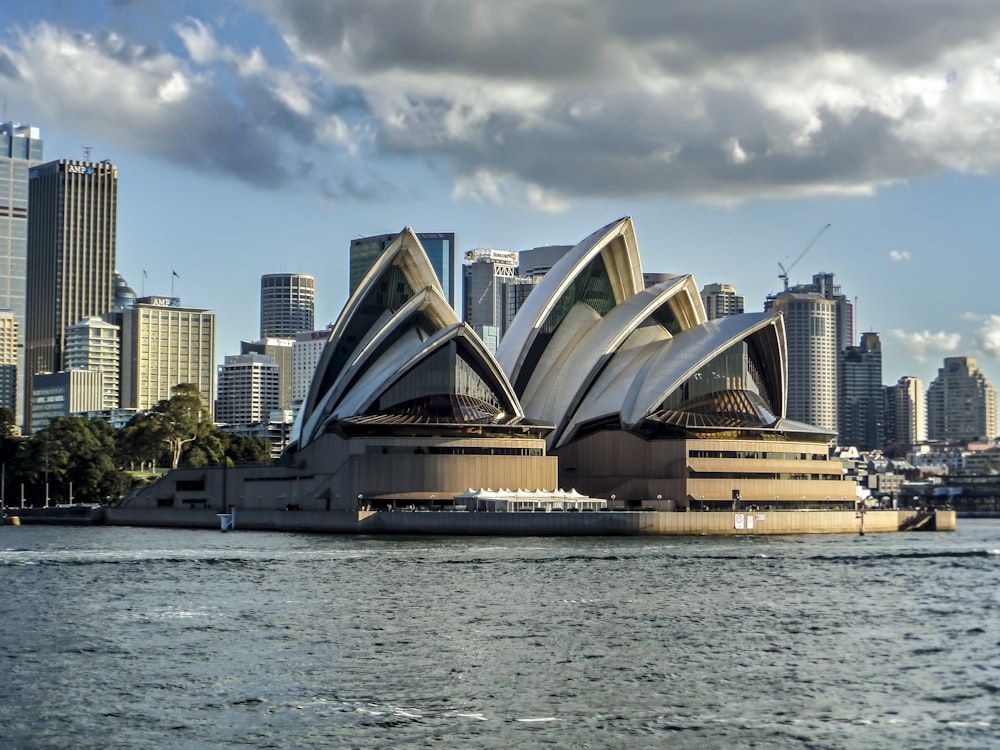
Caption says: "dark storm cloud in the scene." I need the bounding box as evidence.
[8,1,1000,205]
[251,0,1000,205]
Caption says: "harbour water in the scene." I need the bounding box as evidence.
[1,522,998,748]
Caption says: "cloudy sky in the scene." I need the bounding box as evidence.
[3,0,1000,392]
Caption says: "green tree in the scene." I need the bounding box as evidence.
[220,432,272,464]
[29,416,133,504]
[149,383,211,469]
[117,412,168,470]
[0,407,16,438]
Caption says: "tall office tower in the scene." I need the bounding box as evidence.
[885,375,927,451]
[24,158,117,432]
[765,292,839,432]
[839,332,883,449]
[260,273,315,338]
[119,296,216,417]
[0,311,17,413]
[701,282,745,320]
[463,249,518,328]
[351,233,456,307]
[64,317,121,410]
[215,352,280,425]
[30,369,103,434]
[927,356,998,442]
[1,120,43,426]
[241,337,293,410]
[462,249,545,353]
[292,327,333,404]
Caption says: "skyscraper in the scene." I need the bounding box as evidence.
[462,249,541,353]
[260,273,314,338]
[351,232,456,307]
[927,357,997,442]
[885,375,927,451]
[765,271,854,434]
[118,296,215,416]
[765,292,839,432]
[24,158,117,432]
[1,120,43,425]
[241,337,293,410]
[839,332,883,449]
[292,327,333,405]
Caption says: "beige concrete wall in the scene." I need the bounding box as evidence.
[555,432,855,506]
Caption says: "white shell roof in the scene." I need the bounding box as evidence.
[496,216,643,385]
[561,312,785,447]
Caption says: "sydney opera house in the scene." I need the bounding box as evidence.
[121,217,856,517]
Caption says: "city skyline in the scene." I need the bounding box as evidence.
[1,1,999,394]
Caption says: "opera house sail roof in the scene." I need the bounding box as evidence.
[493,216,828,450]
[288,228,538,455]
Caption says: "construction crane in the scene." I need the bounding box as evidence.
[778,223,831,291]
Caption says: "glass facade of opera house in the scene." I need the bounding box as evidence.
[123,217,856,513]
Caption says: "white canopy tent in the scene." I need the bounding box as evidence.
[454,488,607,512]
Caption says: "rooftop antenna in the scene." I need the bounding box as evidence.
[83,146,93,161]
[778,223,831,291]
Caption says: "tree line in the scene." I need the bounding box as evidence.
[1,384,271,507]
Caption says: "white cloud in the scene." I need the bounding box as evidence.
[157,71,190,104]
[975,314,1000,358]
[888,328,962,362]
[9,2,1000,204]
[174,18,218,64]
[450,168,568,212]
[889,249,911,262]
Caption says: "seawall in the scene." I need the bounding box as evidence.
[97,507,956,535]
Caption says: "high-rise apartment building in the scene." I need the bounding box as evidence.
[216,352,280,425]
[927,357,997,442]
[260,273,314,338]
[765,272,854,434]
[351,232,456,307]
[701,282,745,320]
[0,311,17,413]
[839,332,883,449]
[1,120,43,425]
[765,292,839,432]
[64,317,121,410]
[24,158,117,432]
[241,337,293,410]
[118,296,215,416]
[885,375,927,451]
